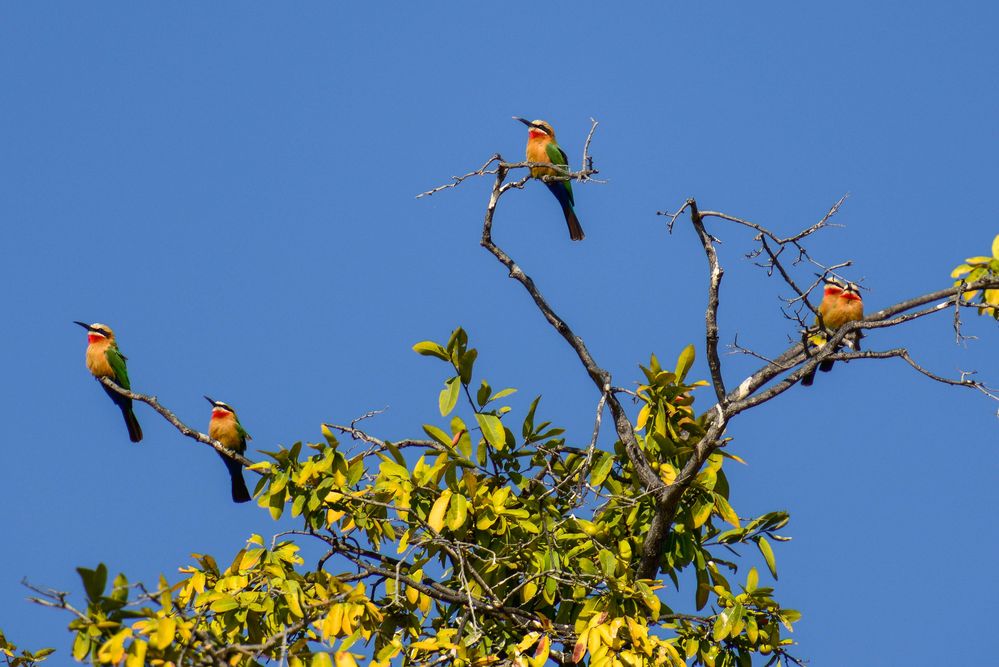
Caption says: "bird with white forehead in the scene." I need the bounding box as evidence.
[73,321,142,442]
[801,279,864,387]
[513,116,585,241]
[205,396,252,503]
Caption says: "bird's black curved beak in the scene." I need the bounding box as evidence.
[204,395,218,407]
[73,320,92,330]
[513,116,533,128]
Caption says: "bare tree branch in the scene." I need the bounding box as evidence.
[688,199,727,402]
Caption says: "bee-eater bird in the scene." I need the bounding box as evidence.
[74,321,142,442]
[513,117,584,241]
[801,279,864,386]
[205,396,252,503]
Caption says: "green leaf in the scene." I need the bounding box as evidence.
[599,549,617,578]
[476,381,491,408]
[268,486,286,520]
[446,494,468,531]
[712,608,731,641]
[522,396,540,438]
[691,499,713,528]
[675,344,696,381]
[311,652,334,667]
[321,424,339,447]
[76,564,107,603]
[412,341,449,360]
[110,572,129,602]
[422,424,451,447]
[696,571,710,610]
[72,633,90,661]
[476,413,506,450]
[439,377,460,417]
[756,536,778,579]
[458,348,478,385]
[291,493,306,517]
[446,327,468,357]
[490,387,517,402]
[210,596,239,612]
[589,452,614,487]
[714,493,741,528]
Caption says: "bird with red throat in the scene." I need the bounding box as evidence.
[74,321,142,442]
[801,279,864,386]
[513,117,584,241]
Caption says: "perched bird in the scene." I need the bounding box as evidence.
[74,321,142,442]
[513,117,584,241]
[801,279,864,386]
[205,396,252,503]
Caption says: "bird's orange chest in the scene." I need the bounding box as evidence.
[525,136,557,177]
[85,341,114,378]
[822,296,863,329]
[209,415,242,449]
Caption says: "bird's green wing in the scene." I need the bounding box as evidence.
[544,141,575,206]
[544,140,569,167]
[236,420,252,449]
[105,346,131,390]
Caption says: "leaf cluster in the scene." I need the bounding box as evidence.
[45,329,802,667]
[951,233,999,318]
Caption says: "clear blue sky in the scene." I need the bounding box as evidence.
[2,3,996,664]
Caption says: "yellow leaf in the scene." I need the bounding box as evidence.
[951,263,972,278]
[409,638,439,651]
[340,607,354,635]
[311,653,333,667]
[572,630,589,663]
[427,490,452,533]
[531,635,550,667]
[966,256,993,264]
[323,605,343,639]
[662,641,684,667]
[675,343,696,381]
[714,494,741,528]
[635,404,650,431]
[521,580,539,604]
[125,640,147,667]
[993,234,999,259]
[155,617,175,650]
[333,653,358,667]
[515,632,541,653]
[691,500,713,528]
[239,549,263,572]
[659,463,678,485]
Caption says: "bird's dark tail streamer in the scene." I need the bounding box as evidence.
[221,454,252,503]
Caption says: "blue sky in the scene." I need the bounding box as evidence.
[1,3,996,664]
